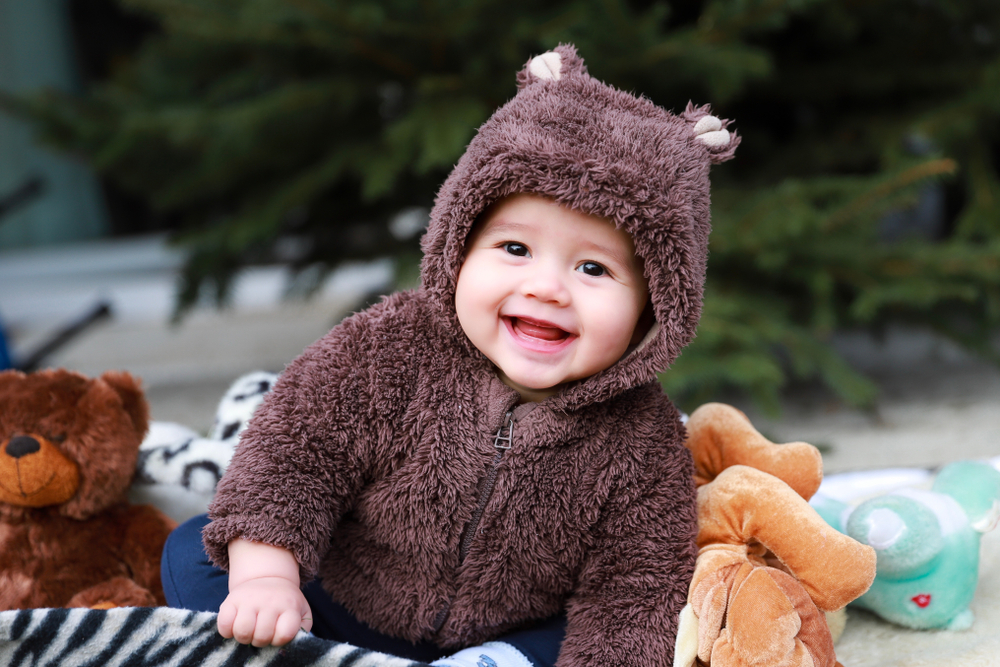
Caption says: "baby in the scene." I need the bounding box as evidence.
[161,45,737,667]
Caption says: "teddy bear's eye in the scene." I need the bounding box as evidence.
[46,433,66,444]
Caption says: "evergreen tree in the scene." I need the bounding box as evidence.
[4,0,999,412]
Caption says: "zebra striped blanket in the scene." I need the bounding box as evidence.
[0,607,431,667]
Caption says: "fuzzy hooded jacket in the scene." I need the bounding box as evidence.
[204,45,738,667]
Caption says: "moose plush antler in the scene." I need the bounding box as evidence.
[674,403,877,667]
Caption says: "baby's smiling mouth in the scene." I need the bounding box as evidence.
[506,316,572,343]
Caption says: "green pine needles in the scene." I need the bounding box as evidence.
[4,0,999,412]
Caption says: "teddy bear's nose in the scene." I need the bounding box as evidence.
[5,435,41,459]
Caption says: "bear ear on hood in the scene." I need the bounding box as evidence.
[683,101,740,164]
[516,43,588,89]
[516,46,740,165]
[0,369,27,395]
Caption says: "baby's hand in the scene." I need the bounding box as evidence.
[218,576,312,647]
[220,538,311,647]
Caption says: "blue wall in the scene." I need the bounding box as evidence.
[0,0,109,249]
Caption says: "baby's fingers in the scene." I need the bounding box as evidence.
[217,599,238,639]
[229,606,267,646]
[272,609,307,646]
[250,609,283,648]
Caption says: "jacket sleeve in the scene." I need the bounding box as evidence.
[557,432,698,667]
[202,298,414,581]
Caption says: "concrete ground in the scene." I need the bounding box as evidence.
[740,328,1000,473]
[3,234,998,473]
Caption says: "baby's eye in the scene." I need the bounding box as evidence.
[502,242,529,257]
[578,262,607,277]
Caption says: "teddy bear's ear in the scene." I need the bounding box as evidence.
[516,44,588,90]
[99,371,149,440]
[0,369,26,392]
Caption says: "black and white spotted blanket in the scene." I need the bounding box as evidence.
[0,607,430,667]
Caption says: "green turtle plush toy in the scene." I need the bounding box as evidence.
[813,460,1000,630]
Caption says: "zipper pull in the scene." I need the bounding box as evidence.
[494,410,514,450]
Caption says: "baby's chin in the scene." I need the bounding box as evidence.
[495,369,565,402]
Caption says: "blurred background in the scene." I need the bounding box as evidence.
[1,0,997,472]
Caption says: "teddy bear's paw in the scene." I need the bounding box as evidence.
[89,601,117,610]
[67,577,157,609]
[693,116,731,148]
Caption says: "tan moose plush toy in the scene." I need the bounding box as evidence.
[0,368,177,609]
[675,403,877,667]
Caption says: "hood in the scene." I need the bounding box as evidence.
[419,44,738,410]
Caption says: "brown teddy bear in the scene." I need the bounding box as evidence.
[0,368,177,610]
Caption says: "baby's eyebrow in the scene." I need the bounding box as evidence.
[478,218,533,238]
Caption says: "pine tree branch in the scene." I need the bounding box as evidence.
[824,158,958,231]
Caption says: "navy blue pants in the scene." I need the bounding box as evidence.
[0,313,11,370]
[162,515,565,666]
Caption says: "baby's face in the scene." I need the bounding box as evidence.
[455,194,649,402]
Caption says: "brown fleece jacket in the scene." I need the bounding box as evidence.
[204,44,737,667]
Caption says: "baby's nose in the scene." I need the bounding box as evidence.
[521,267,570,304]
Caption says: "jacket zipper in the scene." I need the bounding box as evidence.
[459,409,514,563]
[432,409,515,633]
